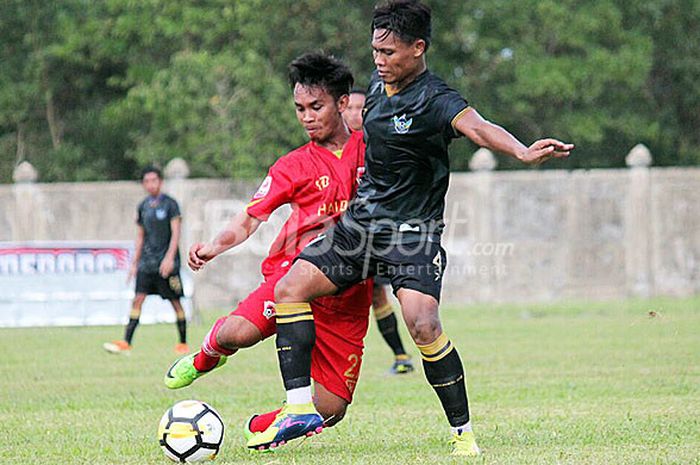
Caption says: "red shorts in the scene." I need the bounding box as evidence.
[231,272,371,403]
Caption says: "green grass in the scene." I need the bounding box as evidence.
[1,297,698,464]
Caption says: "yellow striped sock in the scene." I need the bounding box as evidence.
[275,302,313,324]
[417,333,454,362]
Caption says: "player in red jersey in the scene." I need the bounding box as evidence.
[164,53,371,439]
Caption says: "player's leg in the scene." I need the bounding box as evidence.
[165,315,261,389]
[273,258,338,403]
[165,279,275,389]
[169,299,188,354]
[158,272,188,353]
[246,294,367,449]
[372,280,414,374]
[386,239,479,456]
[397,288,478,456]
[103,273,147,354]
[244,259,337,449]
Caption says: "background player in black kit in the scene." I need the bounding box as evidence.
[103,166,189,355]
[249,0,575,456]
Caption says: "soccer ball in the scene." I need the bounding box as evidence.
[158,400,225,463]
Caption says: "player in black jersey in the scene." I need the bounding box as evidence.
[249,0,574,455]
[103,166,189,355]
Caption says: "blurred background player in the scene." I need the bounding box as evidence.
[103,166,188,355]
[164,53,372,440]
[343,87,414,375]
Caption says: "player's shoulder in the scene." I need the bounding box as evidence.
[161,193,179,207]
[424,71,460,97]
[366,70,384,97]
[270,142,313,175]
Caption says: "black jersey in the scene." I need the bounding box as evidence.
[136,193,181,273]
[346,70,469,238]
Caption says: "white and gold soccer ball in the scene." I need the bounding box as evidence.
[158,400,225,463]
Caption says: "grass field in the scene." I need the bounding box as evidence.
[1,297,698,465]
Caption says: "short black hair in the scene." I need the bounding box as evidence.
[288,52,354,101]
[350,88,366,96]
[140,165,162,180]
[372,0,432,50]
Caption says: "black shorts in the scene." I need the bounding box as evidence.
[298,219,447,302]
[135,270,184,300]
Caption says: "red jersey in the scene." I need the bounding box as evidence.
[245,131,365,277]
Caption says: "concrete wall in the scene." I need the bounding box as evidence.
[2,155,699,309]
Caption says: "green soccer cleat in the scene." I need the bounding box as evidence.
[246,403,323,451]
[449,431,481,457]
[243,415,256,442]
[389,355,415,375]
[164,352,227,389]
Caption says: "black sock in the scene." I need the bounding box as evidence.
[124,318,140,345]
[176,318,187,344]
[376,312,407,357]
[419,335,470,427]
[275,303,315,390]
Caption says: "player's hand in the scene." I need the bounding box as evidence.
[188,243,213,272]
[520,138,574,165]
[159,256,175,278]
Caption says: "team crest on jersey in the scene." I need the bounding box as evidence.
[156,208,167,220]
[392,114,413,134]
[315,175,330,191]
[253,176,272,199]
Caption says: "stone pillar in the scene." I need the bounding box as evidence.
[11,161,46,241]
[624,144,653,297]
[12,161,38,183]
[468,148,497,301]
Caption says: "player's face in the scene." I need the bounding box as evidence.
[372,28,426,85]
[293,83,348,144]
[343,93,365,131]
[142,172,162,196]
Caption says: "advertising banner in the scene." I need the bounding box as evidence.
[0,241,192,328]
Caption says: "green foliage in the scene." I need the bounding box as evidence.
[0,1,698,182]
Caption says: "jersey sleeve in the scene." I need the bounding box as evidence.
[168,198,181,220]
[245,158,297,221]
[136,201,144,225]
[433,87,470,139]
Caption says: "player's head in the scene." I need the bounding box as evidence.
[371,0,431,85]
[343,89,366,131]
[288,52,354,144]
[140,165,162,196]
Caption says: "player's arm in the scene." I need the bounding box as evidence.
[453,108,574,165]
[159,216,182,277]
[188,212,262,271]
[128,225,144,281]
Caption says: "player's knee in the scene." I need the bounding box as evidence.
[408,316,442,346]
[217,316,260,349]
[274,276,297,303]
